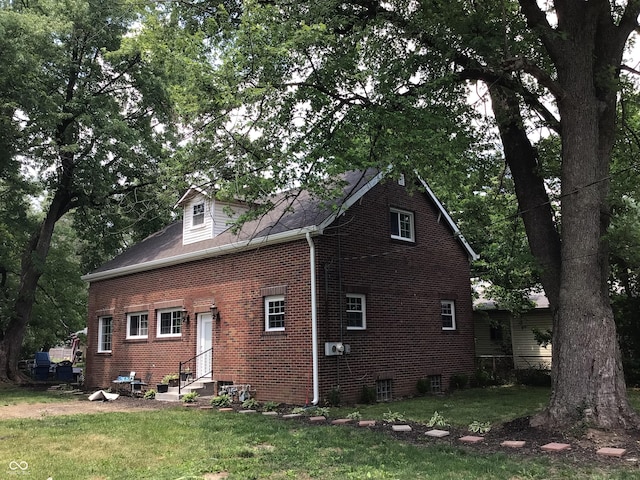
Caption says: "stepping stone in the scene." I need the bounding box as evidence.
[358,420,376,427]
[309,416,326,422]
[218,408,234,412]
[541,442,571,452]
[239,409,257,414]
[597,447,626,458]
[459,436,484,444]
[262,411,278,416]
[199,406,213,410]
[391,425,412,432]
[425,429,450,438]
[501,440,526,448]
[282,413,302,419]
[331,418,352,425]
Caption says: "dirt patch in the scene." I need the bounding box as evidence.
[0,392,175,420]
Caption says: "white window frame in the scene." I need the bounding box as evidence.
[441,300,456,330]
[126,312,149,339]
[390,208,415,242]
[345,294,366,330]
[98,316,113,353]
[265,295,285,332]
[192,202,205,226]
[157,309,183,338]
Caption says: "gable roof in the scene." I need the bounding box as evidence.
[82,169,478,283]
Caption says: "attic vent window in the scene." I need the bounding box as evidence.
[192,203,205,226]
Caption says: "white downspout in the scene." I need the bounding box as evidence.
[306,232,320,405]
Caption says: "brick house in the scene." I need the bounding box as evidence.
[83,169,478,404]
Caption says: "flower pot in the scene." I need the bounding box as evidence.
[157,383,169,393]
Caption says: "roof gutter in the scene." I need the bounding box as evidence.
[306,232,320,406]
[82,226,321,283]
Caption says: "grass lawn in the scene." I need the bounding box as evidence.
[0,385,639,479]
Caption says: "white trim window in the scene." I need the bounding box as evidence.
[157,309,183,337]
[346,294,366,330]
[98,316,113,352]
[390,208,415,242]
[127,312,148,339]
[441,300,456,330]
[265,295,285,331]
[192,202,205,226]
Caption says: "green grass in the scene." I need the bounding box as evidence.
[0,382,82,405]
[1,386,639,479]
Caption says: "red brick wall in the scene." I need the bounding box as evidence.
[86,178,475,404]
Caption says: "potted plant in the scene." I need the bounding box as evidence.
[180,367,191,382]
[157,373,178,393]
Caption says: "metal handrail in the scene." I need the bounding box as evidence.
[179,347,213,394]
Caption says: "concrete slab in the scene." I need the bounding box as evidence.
[597,447,626,458]
[425,429,450,438]
[199,406,213,410]
[501,440,526,448]
[331,419,352,425]
[218,407,234,412]
[262,411,278,416]
[391,425,412,432]
[541,442,571,452]
[459,436,484,444]
[239,409,257,414]
[358,420,376,427]
[282,413,302,419]
[309,416,326,422]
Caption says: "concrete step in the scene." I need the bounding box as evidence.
[155,379,216,402]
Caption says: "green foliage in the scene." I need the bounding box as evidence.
[416,378,430,395]
[310,406,330,417]
[346,411,362,420]
[210,394,232,408]
[359,385,377,404]
[426,411,449,428]
[291,407,307,415]
[241,398,260,410]
[181,391,199,403]
[468,421,492,434]
[514,368,552,387]
[262,401,280,412]
[143,389,156,400]
[382,410,406,423]
[161,373,179,384]
[449,374,469,391]
[324,387,341,406]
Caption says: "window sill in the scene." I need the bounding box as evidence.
[390,237,416,246]
[261,331,287,338]
[124,338,149,343]
[154,336,183,341]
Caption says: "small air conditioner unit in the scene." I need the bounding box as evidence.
[325,342,345,356]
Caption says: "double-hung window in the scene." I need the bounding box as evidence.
[390,208,415,242]
[265,295,285,331]
[98,316,113,353]
[441,300,456,330]
[192,202,205,226]
[127,312,148,339]
[157,309,183,338]
[346,294,366,330]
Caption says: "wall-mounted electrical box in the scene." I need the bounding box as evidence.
[325,342,350,356]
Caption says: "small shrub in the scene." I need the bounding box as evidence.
[161,373,179,384]
[311,406,330,417]
[182,391,199,403]
[382,410,406,423]
[291,407,307,415]
[242,398,260,410]
[416,378,430,395]
[449,373,468,390]
[346,411,362,420]
[426,411,449,428]
[210,394,232,408]
[359,385,376,404]
[143,389,156,399]
[325,388,341,406]
[468,421,491,434]
[262,401,280,412]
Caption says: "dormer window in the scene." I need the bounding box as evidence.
[192,203,205,226]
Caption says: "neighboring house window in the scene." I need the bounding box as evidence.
[98,316,112,353]
[490,323,503,341]
[346,294,366,330]
[192,202,205,226]
[429,375,442,393]
[265,295,285,331]
[127,312,148,339]
[390,208,415,242]
[376,379,392,402]
[441,300,456,330]
[157,309,183,337]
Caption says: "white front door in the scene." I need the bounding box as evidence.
[196,313,213,379]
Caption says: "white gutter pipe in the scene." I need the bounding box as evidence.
[306,232,320,405]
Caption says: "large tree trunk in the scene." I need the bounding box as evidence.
[524,1,640,430]
[0,188,73,382]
